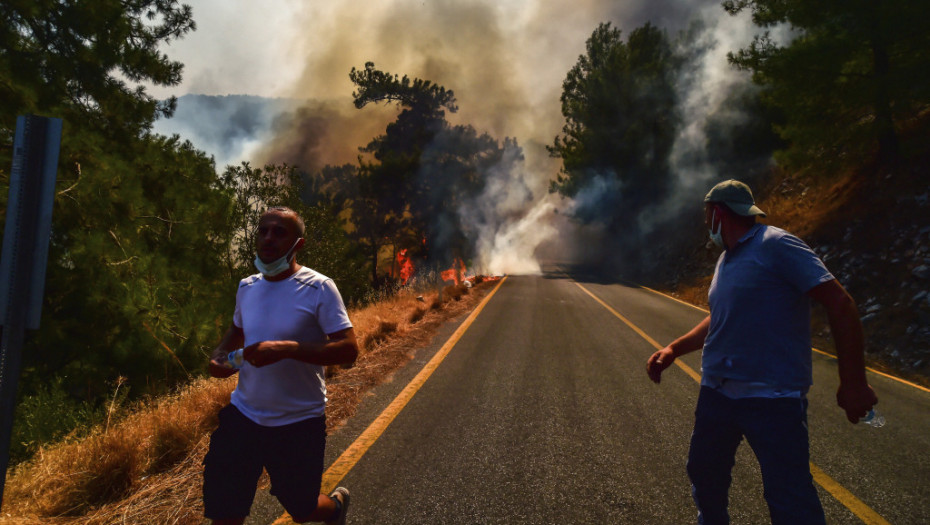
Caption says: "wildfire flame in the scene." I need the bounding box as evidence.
[397,249,415,285]
[440,258,466,285]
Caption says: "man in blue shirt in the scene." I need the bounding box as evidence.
[646,180,878,525]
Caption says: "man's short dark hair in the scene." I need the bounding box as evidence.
[264,206,306,237]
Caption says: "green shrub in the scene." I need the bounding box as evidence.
[10,376,106,465]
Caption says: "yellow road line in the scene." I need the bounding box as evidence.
[639,284,930,394]
[809,464,892,525]
[575,282,701,382]
[638,284,709,313]
[576,282,892,525]
[272,277,508,525]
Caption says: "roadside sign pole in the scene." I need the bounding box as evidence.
[0,115,62,505]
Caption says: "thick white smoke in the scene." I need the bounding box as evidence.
[456,142,559,275]
[638,7,759,234]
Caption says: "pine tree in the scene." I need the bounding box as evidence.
[724,0,930,167]
[548,22,680,232]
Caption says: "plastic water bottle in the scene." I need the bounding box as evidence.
[225,348,244,369]
[860,409,885,428]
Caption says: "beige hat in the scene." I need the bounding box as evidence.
[704,179,766,217]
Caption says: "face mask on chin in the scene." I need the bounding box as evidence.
[708,209,724,249]
[254,239,302,277]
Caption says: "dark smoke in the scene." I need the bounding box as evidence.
[254,101,395,175]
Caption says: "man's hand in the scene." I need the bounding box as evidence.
[243,340,293,368]
[208,358,238,378]
[647,316,709,384]
[837,382,879,424]
[209,324,245,378]
[647,347,676,384]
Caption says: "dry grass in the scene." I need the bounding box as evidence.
[1,281,494,524]
[2,376,233,523]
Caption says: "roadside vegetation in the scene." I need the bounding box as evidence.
[1,279,494,523]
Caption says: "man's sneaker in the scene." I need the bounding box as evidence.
[325,486,350,525]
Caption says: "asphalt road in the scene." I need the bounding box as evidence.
[243,264,930,524]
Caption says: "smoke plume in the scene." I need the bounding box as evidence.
[155,0,768,276]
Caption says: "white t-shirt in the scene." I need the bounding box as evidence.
[230,266,353,426]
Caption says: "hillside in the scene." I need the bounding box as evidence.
[651,120,930,387]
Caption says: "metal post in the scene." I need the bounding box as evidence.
[0,115,62,505]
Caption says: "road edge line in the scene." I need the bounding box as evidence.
[576,282,891,525]
[809,463,892,525]
[574,282,701,382]
[272,276,509,524]
[638,284,930,394]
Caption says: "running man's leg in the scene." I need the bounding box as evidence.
[263,415,349,523]
[203,405,265,523]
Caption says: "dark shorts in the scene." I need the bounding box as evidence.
[202,404,326,520]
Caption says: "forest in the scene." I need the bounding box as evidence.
[1,0,928,468]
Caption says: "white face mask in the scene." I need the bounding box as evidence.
[708,209,724,249]
[254,239,301,277]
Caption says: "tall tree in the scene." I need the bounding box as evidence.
[349,62,457,281]
[723,0,930,167]
[347,62,529,281]
[23,134,233,399]
[0,1,238,403]
[548,22,680,231]
[0,0,194,140]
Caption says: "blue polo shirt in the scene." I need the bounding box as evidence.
[702,224,834,389]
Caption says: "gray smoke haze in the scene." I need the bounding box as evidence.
[254,101,398,174]
[639,8,761,235]
[283,0,720,152]
[154,0,763,275]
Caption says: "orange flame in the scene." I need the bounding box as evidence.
[397,249,415,285]
[440,258,466,285]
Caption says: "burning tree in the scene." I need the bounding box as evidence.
[347,62,456,283]
[347,62,515,285]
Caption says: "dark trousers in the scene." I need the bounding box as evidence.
[687,386,826,525]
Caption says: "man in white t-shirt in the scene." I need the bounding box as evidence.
[203,207,359,525]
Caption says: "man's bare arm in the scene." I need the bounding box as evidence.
[808,279,878,423]
[647,315,711,384]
